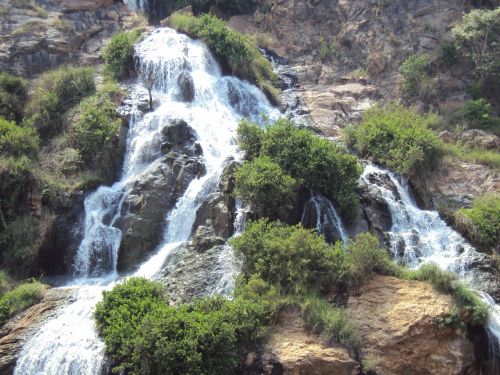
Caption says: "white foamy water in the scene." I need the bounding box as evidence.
[14,28,277,375]
[301,194,348,243]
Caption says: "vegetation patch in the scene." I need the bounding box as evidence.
[399,53,431,98]
[347,104,443,177]
[0,280,45,325]
[0,72,27,123]
[237,118,361,220]
[0,117,38,158]
[103,30,141,81]
[169,13,279,101]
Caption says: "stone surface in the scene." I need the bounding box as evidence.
[0,288,71,374]
[347,275,476,375]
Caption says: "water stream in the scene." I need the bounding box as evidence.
[14,28,276,375]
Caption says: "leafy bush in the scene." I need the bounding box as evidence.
[170,14,278,99]
[0,117,38,157]
[301,295,360,350]
[443,143,500,169]
[68,94,121,166]
[103,30,141,80]
[238,118,361,219]
[26,66,95,139]
[399,54,430,97]
[0,72,27,123]
[349,104,443,176]
[452,8,500,83]
[0,156,35,220]
[458,194,499,251]
[0,280,45,325]
[230,219,347,294]
[95,277,271,374]
[403,263,488,326]
[235,156,296,219]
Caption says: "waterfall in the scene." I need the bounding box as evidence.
[14,28,277,375]
[361,162,500,368]
[301,194,348,243]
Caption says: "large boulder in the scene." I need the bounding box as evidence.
[347,275,476,375]
[177,71,195,102]
[117,119,205,272]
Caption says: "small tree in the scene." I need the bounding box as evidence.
[137,64,159,111]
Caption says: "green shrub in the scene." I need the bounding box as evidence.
[443,143,500,170]
[0,270,12,296]
[458,194,499,250]
[170,14,278,99]
[95,277,271,374]
[399,54,430,97]
[319,37,338,62]
[0,72,27,123]
[404,263,456,293]
[103,30,141,80]
[238,118,361,219]
[236,118,264,159]
[26,66,95,139]
[235,156,296,219]
[0,156,35,219]
[68,94,121,166]
[0,280,45,324]
[438,41,458,66]
[349,104,443,177]
[230,219,347,294]
[452,8,500,83]
[301,295,360,350]
[0,117,38,157]
[453,283,489,326]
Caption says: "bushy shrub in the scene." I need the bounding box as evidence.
[0,117,38,157]
[95,277,271,374]
[301,295,360,350]
[349,104,443,177]
[235,156,296,219]
[68,94,121,166]
[0,156,35,220]
[103,30,141,80]
[170,14,278,99]
[236,118,264,159]
[26,66,95,139]
[0,72,27,123]
[0,280,45,325]
[404,263,456,293]
[452,8,500,83]
[237,118,361,219]
[458,194,499,251]
[399,54,430,97]
[230,219,347,294]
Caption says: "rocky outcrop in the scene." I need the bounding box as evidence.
[0,288,71,374]
[244,307,360,375]
[117,119,205,272]
[0,0,144,77]
[347,275,476,375]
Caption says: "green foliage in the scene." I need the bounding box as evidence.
[0,117,38,157]
[0,72,27,123]
[458,194,499,250]
[26,66,95,139]
[235,156,296,219]
[170,14,278,99]
[68,94,121,166]
[0,270,12,296]
[301,295,360,350]
[453,98,500,132]
[437,41,458,66]
[230,219,347,294]
[103,30,141,80]
[349,104,443,176]
[452,8,500,82]
[0,280,45,325]
[0,156,35,219]
[238,118,361,219]
[95,277,271,374]
[319,37,337,62]
[399,54,430,97]
[403,263,488,326]
[443,143,500,170]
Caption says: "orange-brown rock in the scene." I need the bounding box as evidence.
[60,0,114,12]
[347,275,476,375]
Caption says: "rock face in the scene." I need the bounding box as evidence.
[0,288,71,374]
[347,275,476,375]
[0,0,144,77]
[244,307,360,375]
[117,119,205,272]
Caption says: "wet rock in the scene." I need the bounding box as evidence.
[347,275,476,375]
[191,225,225,253]
[358,182,392,240]
[0,288,71,374]
[177,71,195,102]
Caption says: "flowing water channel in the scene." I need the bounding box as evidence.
[14,28,277,375]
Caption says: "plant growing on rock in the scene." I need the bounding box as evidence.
[399,53,431,98]
[348,104,443,177]
[0,72,27,123]
[0,117,39,158]
[103,29,141,80]
[0,279,45,325]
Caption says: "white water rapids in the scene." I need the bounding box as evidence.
[14,28,276,375]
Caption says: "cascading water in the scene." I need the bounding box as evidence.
[301,194,348,243]
[14,28,277,375]
[361,162,500,369]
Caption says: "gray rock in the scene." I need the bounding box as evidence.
[177,71,195,102]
